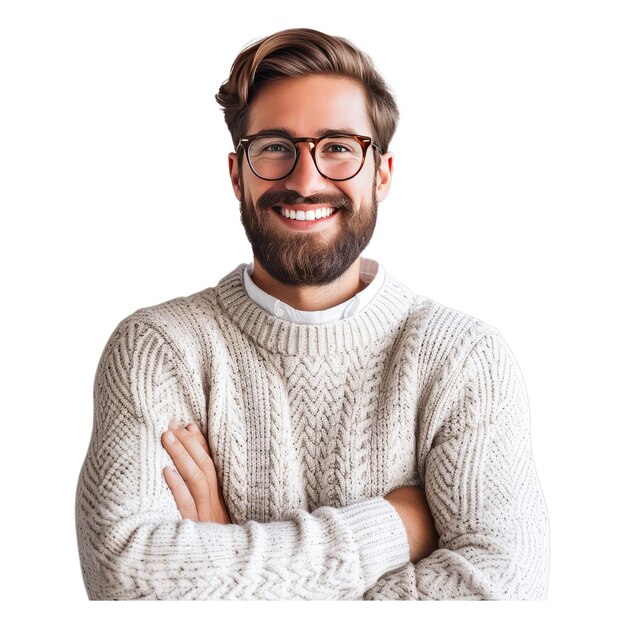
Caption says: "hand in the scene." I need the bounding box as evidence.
[161,421,231,524]
[384,485,439,563]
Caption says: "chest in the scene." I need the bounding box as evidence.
[205,339,423,524]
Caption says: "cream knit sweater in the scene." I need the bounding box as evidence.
[75,263,549,600]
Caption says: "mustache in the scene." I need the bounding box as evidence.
[257,189,353,212]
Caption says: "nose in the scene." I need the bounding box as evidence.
[283,141,329,197]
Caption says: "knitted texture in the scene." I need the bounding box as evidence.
[75,263,549,600]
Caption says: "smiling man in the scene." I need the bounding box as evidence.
[76,28,549,600]
[233,73,385,306]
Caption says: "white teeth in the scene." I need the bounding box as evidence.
[279,207,336,221]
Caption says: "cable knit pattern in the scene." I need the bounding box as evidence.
[75,263,549,600]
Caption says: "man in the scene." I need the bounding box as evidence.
[75,28,549,600]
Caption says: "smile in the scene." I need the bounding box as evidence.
[272,206,338,221]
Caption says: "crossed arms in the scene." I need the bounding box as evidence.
[75,317,549,600]
[161,420,438,564]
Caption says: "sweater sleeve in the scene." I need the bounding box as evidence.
[365,330,550,600]
[75,316,409,600]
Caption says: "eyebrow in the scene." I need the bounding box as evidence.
[253,127,361,137]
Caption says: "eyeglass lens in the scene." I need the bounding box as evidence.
[248,136,363,180]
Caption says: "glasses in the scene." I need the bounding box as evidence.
[237,133,381,182]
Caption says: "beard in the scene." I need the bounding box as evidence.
[237,172,378,287]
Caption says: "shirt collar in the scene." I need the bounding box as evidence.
[242,257,386,325]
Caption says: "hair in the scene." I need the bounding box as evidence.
[215,28,399,168]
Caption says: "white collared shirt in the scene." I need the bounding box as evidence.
[242,257,386,324]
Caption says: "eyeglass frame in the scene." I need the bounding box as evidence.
[236,133,382,182]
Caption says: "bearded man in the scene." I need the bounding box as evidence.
[76,28,549,600]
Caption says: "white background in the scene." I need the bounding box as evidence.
[1,0,624,621]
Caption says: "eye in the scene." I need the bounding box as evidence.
[263,142,291,152]
[325,144,350,153]
[319,137,360,155]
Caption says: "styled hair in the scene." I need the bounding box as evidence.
[215,28,399,166]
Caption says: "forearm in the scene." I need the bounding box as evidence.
[76,476,408,600]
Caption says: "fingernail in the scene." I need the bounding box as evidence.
[165,430,176,443]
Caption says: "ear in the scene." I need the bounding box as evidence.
[228,152,242,201]
[375,152,394,202]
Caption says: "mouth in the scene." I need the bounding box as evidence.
[271,205,340,222]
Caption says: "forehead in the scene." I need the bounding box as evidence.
[246,75,373,137]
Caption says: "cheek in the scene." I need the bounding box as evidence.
[245,179,266,204]
[344,183,370,207]
[239,170,255,200]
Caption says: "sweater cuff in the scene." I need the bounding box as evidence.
[335,496,410,588]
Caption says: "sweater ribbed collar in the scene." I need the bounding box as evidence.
[214,262,415,356]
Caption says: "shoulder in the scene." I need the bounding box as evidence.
[99,286,220,372]
[389,275,522,400]
[395,280,500,365]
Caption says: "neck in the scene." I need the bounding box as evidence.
[250,257,367,311]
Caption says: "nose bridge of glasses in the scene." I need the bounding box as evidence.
[290,138,320,172]
[292,137,317,155]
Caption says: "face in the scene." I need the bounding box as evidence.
[228,74,393,286]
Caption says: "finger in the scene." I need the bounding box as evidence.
[163,466,199,521]
[173,424,229,522]
[185,422,210,455]
[168,423,218,485]
[161,428,213,519]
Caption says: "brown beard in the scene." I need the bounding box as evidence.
[237,172,378,287]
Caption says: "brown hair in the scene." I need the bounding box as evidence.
[215,28,399,167]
